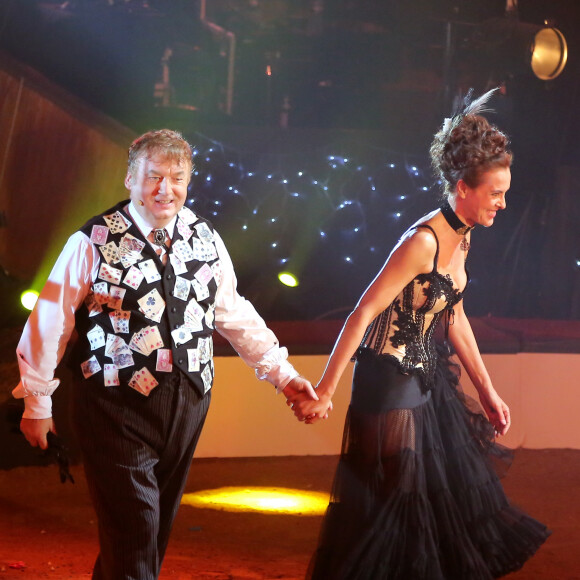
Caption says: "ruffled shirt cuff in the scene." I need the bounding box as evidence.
[13,353,60,419]
[18,393,53,420]
[254,345,299,393]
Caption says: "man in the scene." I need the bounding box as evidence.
[13,129,317,579]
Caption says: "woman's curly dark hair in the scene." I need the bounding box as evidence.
[430,89,512,198]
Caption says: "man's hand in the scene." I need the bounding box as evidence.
[283,376,321,421]
[20,417,56,450]
[283,377,333,422]
[283,376,318,401]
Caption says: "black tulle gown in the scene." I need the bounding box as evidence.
[308,226,550,579]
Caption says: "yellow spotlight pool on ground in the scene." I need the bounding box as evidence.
[181,486,329,515]
[278,272,299,287]
[20,290,39,311]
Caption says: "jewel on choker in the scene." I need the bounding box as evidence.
[152,228,167,246]
[440,200,473,236]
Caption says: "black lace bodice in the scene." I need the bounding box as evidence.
[359,225,466,389]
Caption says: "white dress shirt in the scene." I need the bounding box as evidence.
[13,201,298,419]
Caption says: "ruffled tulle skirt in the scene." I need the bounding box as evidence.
[307,347,550,580]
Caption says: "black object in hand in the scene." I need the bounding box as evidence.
[46,432,75,484]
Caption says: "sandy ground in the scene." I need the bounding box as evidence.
[0,325,578,579]
[0,450,579,580]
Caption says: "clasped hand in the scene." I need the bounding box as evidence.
[283,376,333,424]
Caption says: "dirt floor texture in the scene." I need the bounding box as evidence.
[0,450,578,580]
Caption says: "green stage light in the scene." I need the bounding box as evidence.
[21,290,39,311]
[278,272,299,287]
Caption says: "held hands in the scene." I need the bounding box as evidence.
[479,389,511,436]
[20,417,56,450]
[283,377,334,424]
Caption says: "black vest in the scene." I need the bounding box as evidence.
[71,201,220,397]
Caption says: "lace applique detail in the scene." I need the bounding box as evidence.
[360,271,464,392]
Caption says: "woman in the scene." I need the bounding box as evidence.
[293,89,550,579]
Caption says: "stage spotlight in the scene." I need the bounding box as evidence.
[530,26,567,81]
[20,290,39,311]
[475,18,568,81]
[278,272,299,287]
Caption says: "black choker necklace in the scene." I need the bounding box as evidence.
[440,200,473,236]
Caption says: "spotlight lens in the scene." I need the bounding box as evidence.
[21,290,39,311]
[278,272,299,287]
[532,27,567,80]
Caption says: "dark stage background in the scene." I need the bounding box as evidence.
[1,0,580,322]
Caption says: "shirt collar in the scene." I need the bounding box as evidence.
[127,201,178,240]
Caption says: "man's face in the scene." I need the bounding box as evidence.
[125,154,191,227]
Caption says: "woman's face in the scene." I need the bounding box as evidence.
[457,166,511,228]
